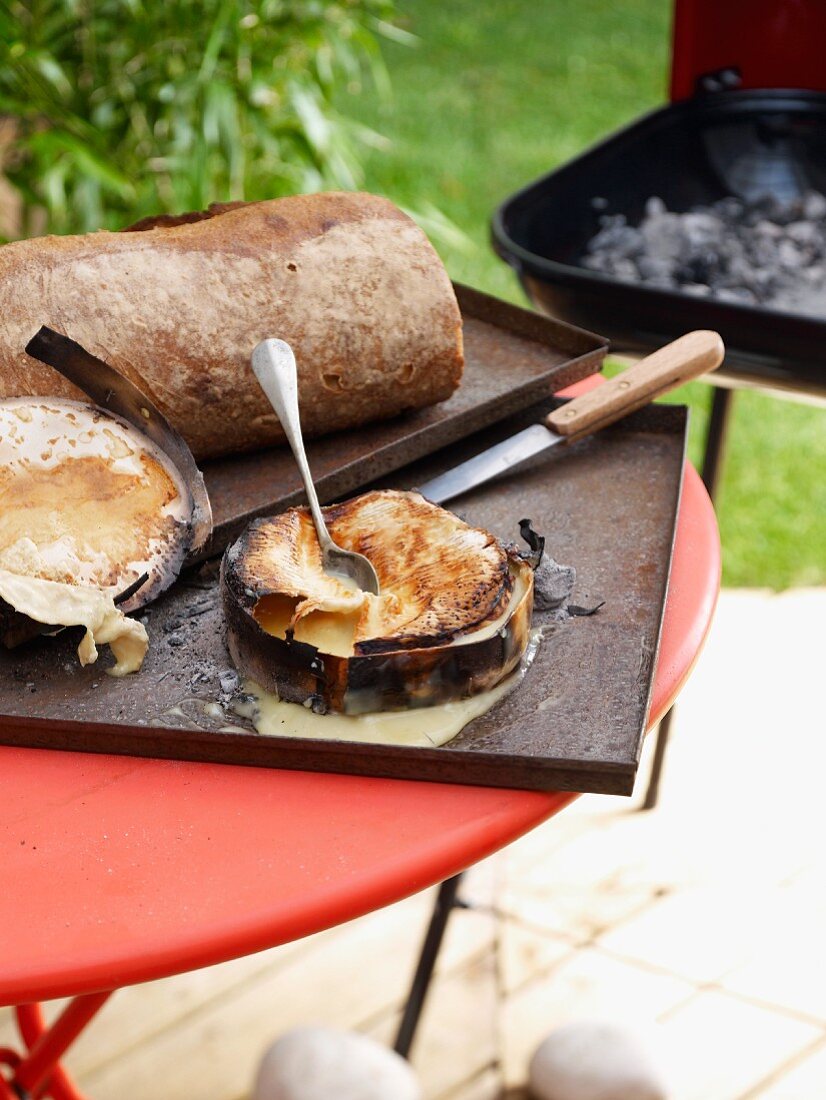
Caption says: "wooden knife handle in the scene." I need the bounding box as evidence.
[545,330,724,439]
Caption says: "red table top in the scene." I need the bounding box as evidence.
[0,396,720,1007]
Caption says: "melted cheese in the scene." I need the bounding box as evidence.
[238,676,514,747]
[236,631,540,748]
[254,563,528,661]
[241,491,509,655]
[0,568,148,676]
[0,397,190,590]
[253,582,371,658]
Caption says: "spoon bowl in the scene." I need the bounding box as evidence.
[251,339,381,597]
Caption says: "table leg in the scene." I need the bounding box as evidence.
[700,387,735,501]
[394,873,465,1058]
[641,385,734,809]
[641,708,675,810]
[1,992,113,1100]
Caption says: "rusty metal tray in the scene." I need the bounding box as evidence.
[199,283,607,556]
[0,381,687,794]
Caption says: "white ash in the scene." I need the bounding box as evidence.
[509,538,575,612]
[533,555,577,611]
[532,556,603,619]
[219,668,240,696]
[512,523,603,619]
[583,191,826,316]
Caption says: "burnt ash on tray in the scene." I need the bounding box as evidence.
[582,191,826,317]
[512,518,603,620]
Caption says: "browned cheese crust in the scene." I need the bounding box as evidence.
[0,193,464,459]
[221,490,534,713]
[231,489,513,654]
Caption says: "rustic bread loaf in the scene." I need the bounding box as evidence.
[0,192,464,459]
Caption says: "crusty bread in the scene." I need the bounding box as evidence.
[0,193,464,459]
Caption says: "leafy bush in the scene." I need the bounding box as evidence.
[0,0,405,237]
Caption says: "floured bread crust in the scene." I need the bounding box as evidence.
[0,193,464,459]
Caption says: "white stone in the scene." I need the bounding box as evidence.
[528,1020,667,1100]
[252,1026,422,1100]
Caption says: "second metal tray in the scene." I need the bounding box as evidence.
[200,283,607,556]
[0,397,687,795]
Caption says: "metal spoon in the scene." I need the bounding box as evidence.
[251,338,381,596]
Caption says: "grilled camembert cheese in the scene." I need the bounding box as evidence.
[221,490,534,715]
[0,397,195,673]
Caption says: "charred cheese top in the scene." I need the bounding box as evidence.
[0,397,196,676]
[0,398,190,593]
[226,490,514,657]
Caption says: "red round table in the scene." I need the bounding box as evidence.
[0,392,720,1099]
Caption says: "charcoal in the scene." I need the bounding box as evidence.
[636,256,672,281]
[582,189,826,318]
[803,191,826,219]
[610,258,639,280]
[753,219,783,239]
[677,249,721,285]
[640,212,685,263]
[219,669,240,696]
[713,196,744,220]
[777,239,803,269]
[681,211,724,248]
[787,220,820,247]
[587,220,643,260]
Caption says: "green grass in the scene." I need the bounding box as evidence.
[336,0,826,588]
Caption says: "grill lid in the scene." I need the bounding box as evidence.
[671,0,826,101]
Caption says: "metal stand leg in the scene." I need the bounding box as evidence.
[700,387,735,500]
[0,992,113,1100]
[394,873,465,1058]
[641,386,734,810]
[641,708,675,810]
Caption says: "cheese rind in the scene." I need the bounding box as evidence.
[236,490,511,656]
[221,490,535,715]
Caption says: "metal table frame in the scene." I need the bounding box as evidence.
[0,399,722,1099]
[642,363,825,811]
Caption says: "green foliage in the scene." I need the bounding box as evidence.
[0,0,399,235]
[335,0,826,589]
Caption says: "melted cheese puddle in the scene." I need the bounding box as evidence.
[254,567,529,660]
[0,568,148,676]
[237,631,540,748]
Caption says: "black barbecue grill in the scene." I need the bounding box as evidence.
[493,0,826,398]
[493,88,826,397]
[492,0,826,809]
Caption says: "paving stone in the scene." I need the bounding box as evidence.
[654,990,821,1100]
[747,1039,826,1098]
[501,947,693,1088]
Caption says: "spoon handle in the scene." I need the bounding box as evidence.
[251,339,334,555]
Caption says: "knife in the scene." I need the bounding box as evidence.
[418,329,724,505]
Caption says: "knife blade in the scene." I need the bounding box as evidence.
[418,329,724,506]
[419,423,562,505]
